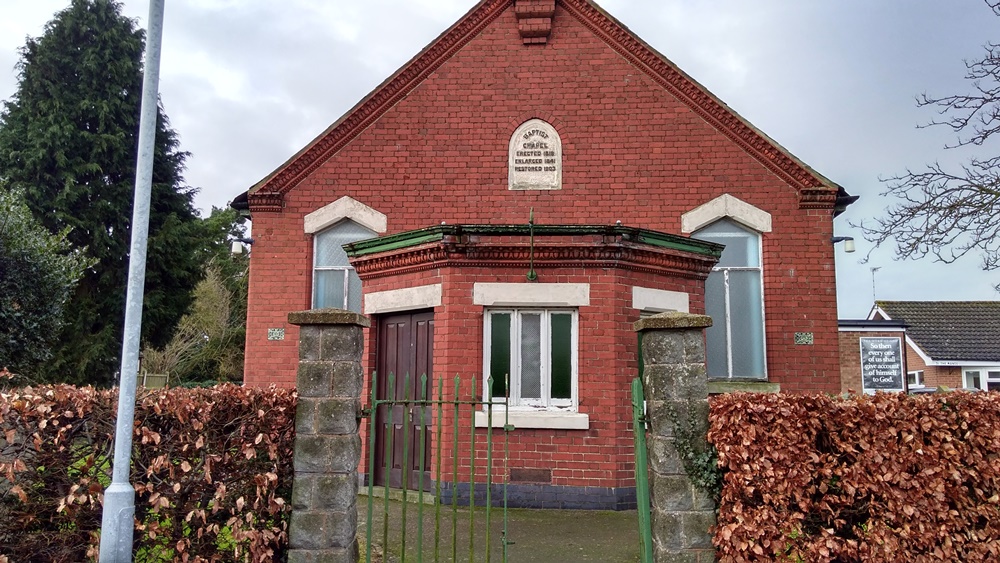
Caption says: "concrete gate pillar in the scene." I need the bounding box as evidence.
[635,312,716,563]
[287,309,369,563]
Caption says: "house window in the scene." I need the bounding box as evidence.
[312,220,376,312]
[964,368,1000,391]
[692,219,766,379]
[484,309,577,410]
[907,370,925,388]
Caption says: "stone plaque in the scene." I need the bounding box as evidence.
[508,118,562,190]
[860,337,904,394]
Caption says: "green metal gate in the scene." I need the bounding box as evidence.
[363,373,512,562]
[632,378,654,563]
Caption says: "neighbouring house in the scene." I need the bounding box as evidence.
[232,0,856,507]
[869,301,1000,391]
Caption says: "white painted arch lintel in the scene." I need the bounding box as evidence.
[303,195,387,234]
[681,193,772,234]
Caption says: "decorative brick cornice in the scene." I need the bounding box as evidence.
[249,0,511,199]
[560,0,836,198]
[353,244,453,280]
[515,0,556,44]
[248,192,284,213]
[798,187,840,210]
[351,238,717,281]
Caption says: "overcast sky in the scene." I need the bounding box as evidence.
[2,0,999,318]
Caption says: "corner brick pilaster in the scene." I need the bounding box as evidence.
[287,309,369,563]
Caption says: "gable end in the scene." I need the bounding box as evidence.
[248,0,838,212]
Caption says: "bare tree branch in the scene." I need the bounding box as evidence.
[854,1,1000,290]
[853,159,1000,269]
[916,43,1000,147]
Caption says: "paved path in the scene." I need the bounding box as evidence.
[358,495,641,562]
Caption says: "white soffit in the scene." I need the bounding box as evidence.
[304,195,387,234]
[632,287,689,313]
[364,284,442,315]
[473,283,590,307]
[681,193,772,234]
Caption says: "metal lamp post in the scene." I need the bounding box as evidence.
[98,0,166,560]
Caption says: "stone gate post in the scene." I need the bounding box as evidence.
[635,312,716,563]
[287,309,369,563]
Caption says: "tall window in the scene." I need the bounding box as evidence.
[313,220,376,312]
[692,219,766,379]
[484,309,577,410]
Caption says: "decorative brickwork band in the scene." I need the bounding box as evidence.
[635,312,716,562]
[287,309,370,563]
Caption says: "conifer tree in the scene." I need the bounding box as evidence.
[0,0,203,385]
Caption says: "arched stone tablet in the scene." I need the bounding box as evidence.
[508,118,562,190]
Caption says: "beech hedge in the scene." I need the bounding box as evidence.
[710,391,1000,562]
[0,383,296,562]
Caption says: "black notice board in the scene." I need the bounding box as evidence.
[860,337,904,393]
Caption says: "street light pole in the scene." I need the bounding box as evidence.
[98,0,165,560]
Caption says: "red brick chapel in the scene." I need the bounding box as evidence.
[232,0,856,508]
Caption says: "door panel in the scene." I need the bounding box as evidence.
[374,310,434,490]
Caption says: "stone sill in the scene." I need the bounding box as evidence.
[473,410,589,430]
[708,379,780,394]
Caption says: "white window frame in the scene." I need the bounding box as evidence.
[963,367,1000,391]
[907,370,925,388]
[692,220,767,379]
[482,308,579,411]
[312,264,355,309]
[311,220,374,312]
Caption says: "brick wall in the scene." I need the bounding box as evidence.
[243,2,841,395]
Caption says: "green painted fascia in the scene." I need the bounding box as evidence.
[631,229,723,258]
[344,228,445,257]
[344,224,724,258]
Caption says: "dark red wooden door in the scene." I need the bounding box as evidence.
[374,310,434,490]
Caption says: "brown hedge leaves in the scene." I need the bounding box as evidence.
[709,392,1000,562]
[0,384,295,562]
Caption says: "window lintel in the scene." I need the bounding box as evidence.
[681,193,772,234]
